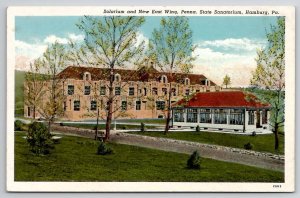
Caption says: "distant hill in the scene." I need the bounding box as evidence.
[15,70,26,116]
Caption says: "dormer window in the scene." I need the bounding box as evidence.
[83,72,91,81]
[115,74,121,82]
[161,75,168,83]
[184,78,190,85]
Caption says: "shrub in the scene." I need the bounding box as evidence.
[244,142,253,150]
[141,122,145,132]
[97,142,113,155]
[14,120,24,131]
[251,131,256,136]
[59,122,64,126]
[27,122,53,155]
[187,151,201,169]
[195,125,200,132]
[122,126,127,130]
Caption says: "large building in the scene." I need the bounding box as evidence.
[172,91,271,133]
[24,65,221,121]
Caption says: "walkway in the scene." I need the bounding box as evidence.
[110,133,284,172]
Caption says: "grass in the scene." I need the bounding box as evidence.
[62,123,159,130]
[15,132,283,182]
[129,131,284,155]
[15,70,26,115]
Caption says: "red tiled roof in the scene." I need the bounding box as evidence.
[57,66,216,86]
[174,91,270,109]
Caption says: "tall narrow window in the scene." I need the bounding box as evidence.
[74,100,80,111]
[136,101,141,110]
[68,85,74,95]
[63,101,67,111]
[129,87,135,96]
[121,101,127,110]
[115,87,121,95]
[27,107,31,117]
[84,86,91,95]
[262,110,268,124]
[248,111,255,125]
[214,109,227,124]
[91,101,97,111]
[152,87,158,95]
[185,89,190,96]
[144,88,147,96]
[100,86,106,95]
[162,88,167,96]
[229,109,244,125]
[115,74,121,82]
[172,88,176,96]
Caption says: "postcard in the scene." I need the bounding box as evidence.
[7,6,295,192]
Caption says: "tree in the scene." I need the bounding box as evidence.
[37,42,69,134]
[250,17,285,151]
[24,58,46,119]
[149,16,195,134]
[77,16,145,141]
[223,74,231,88]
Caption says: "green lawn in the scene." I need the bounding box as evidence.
[129,131,284,155]
[15,132,283,182]
[15,70,26,115]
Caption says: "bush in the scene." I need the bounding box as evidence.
[187,151,201,169]
[59,122,64,126]
[244,142,253,150]
[97,142,113,155]
[141,122,145,132]
[14,120,24,131]
[251,131,256,136]
[27,122,53,155]
[122,126,127,130]
[195,125,200,132]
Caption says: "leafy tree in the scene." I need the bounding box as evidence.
[77,16,145,141]
[24,58,46,119]
[250,17,285,151]
[223,74,231,88]
[149,16,196,134]
[26,122,53,155]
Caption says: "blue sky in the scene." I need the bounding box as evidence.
[15,16,278,86]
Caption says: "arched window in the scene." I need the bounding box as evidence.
[184,78,190,85]
[115,74,121,82]
[83,72,91,81]
[161,75,168,83]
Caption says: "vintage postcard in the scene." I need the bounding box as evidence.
[7,6,295,192]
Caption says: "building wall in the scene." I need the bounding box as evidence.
[24,73,221,121]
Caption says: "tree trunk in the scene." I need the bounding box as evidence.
[33,106,36,120]
[164,83,172,135]
[95,107,100,140]
[274,123,279,151]
[104,70,114,142]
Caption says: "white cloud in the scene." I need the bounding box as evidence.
[15,40,47,60]
[135,32,149,47]
[68,33,85,42]
[198,38,266,52]
[44,35,69,44]
[192,38,267,87]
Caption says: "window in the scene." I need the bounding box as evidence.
[214,109,227,124]
[100,86,106,95]
[196,90,200,93]
[144,88,147,96]
[115,74,121,82]
[156,101,165,110]
[84,86,91,95]
[136,101,141,110]
[229,109,244,125]
[90,101,97,111]
[172,88,176,96]
[162,88,167,96]
[74,100,80,111]
[129,87,135,96]
[187,109,198,123]
[185,89,190,96]
[63,101,67,111]
[200,109,212,123]
[152,87,158,95]
[27,107,31,117]
[174,109,184,122]
[115,87,121,95]
[84,72,91,81]
[161,75,167,83]
[68,85,74,95]
[121,101,127,111]
[185,78,190,85]
[248,111,255,125]
[262,110,268,124]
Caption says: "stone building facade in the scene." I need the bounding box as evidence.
[24,65,221,121]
